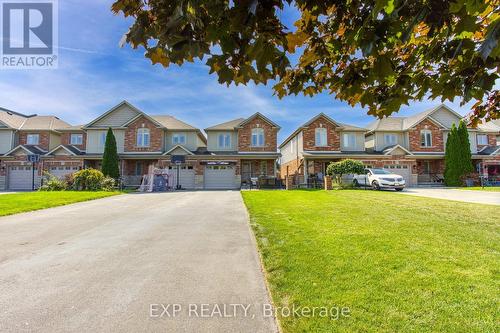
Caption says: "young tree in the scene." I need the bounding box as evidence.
[326,159,365,186]
[112,0,499,122]
[444,124,462,186]
[101,128,120,180]
[457,120,474,176]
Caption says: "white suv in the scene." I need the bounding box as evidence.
[353,168,406,191]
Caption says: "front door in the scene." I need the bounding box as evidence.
[242,161,251,183]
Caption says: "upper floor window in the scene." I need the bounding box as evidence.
[251,128,264,147]
[172,133,186,145]
[70,134,83,145]
[420,130,432,147]
[384,133,397,146]
[217,133,231,148]
[315,128,327,146]
[343,133,356,148]
[99,132,107,147]
[26,134,39,145]
[477,134,488,145]
[137,128,150,147]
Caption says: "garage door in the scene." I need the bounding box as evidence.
[204,165,237,189]
[48,166,80,179]
[9,166,40,190]
[384,165,412,186]
[168,166,195,189]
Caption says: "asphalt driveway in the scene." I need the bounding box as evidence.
[0,192,277,333]
[400,188,500,205]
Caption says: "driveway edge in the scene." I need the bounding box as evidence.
[239,193,281,333]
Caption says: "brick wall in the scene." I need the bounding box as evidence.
[280,158,303,179]
[238,116,278,152]
[477,134,498,149]
[408,119,444,152]
[302,116,340,151]
[124,116,164,152]
[19,131,51,151]
[61,132,87,150]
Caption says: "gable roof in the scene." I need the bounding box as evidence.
[477,145,500,156]
[366,104,463,133]
[46,145,85,156]
[84,100,144,128]
[236,112,281,129]
[279,113,366,148]
[0,107,32,129]
[163,145,195,155]
[205,118,246,131]
[4,144,47,156]
[19,116,71,131]
[150,115,198,130]
[382,144,413,156]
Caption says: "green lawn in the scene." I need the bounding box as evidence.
[242,190,499,333]
[0,191,121,217]
[456,187,500,192]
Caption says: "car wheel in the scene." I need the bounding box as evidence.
[353,179,359,187]
[372,180,380,190]
[395,188,404,192]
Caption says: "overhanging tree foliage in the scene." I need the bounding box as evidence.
[326,159,365,185]
[102,128,120,180]
[112,0,499,122]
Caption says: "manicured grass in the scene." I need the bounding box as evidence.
[0,191,121,217]
[242,190,499,333]
[456,187,500,192]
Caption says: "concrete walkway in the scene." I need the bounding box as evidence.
[0,192,277,333]
[400,188,500,205]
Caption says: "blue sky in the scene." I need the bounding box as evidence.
[0,0,481,142]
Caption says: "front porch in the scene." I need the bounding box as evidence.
[240,159,279,188]
[416,159,445,185]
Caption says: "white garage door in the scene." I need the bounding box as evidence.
[48,166,80,179]
[9,166,40,190]
[168,166,195,189]
[204,165,237,189]
[384,165,412,185]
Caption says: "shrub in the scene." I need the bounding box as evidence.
[73,168,105,191]
[445,120,474,186]
[39,173,67,191]
[326,159,365,186]
[102,128,120,180]
[63,172,75,189]
[101,176,117,191]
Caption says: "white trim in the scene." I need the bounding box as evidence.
[163,145,194,155]
[384,144,413,156]
[45,145,77,156]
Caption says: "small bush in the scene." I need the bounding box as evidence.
[101,176,117,191]
[326,159,365,186]
[73,168,106,191]
[63,173,75,189]
[39,174,67,191]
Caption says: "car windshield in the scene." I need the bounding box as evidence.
[371,169,391,175]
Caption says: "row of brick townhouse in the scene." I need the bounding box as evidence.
[0,101,280,190]
[0,102,498,191]
[280,105,500,187]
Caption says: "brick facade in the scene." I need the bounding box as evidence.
[408,119,444,152]
[124,116,164,152]
[19,131,51,151]
[281,158,303,178]
[238,116,278,152]
[302,116,340,151]
[61,132,87,150]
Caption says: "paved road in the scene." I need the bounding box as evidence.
[0,192,277,333]
[400,188,500,205]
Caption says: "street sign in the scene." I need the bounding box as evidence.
[27,154,40,163]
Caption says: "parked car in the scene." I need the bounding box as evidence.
[353,168,405,191]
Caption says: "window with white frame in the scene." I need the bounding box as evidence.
[70,134,83,145]
[384,133,397,146]
[251,128,264,147]
[26,134,39,145]
[172,133,186,145]
[137,128,150,147]
[420,130,432,147]
[343,133,356,148]
[476,134,488,145]
[217,133,231,148]
[315,128,327,146]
